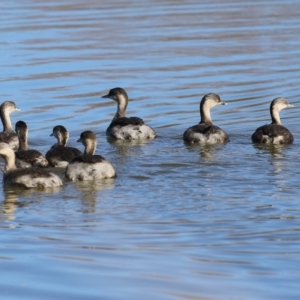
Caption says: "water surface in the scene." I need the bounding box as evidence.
[1,1,300,299]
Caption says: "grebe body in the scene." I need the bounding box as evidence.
[0,143,62,188]
[102,88,156,140]
[46,125,82,167]
[183,93,229,144]
[65,131,116,181]
[251,97,294,144]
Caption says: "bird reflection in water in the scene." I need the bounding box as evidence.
[1,188,18,220]
[1,186,62,221]
[199,144,216,159]
[71,179,115,213]
[185,143,220,159]
[252,143,286,158]
[106,137,153,168]
[107,137,153,155]
[252,143,293,176]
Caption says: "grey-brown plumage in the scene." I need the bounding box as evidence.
[65,131,116,181]
[15,120,48,168]
[4,167,56,183]
[251,97,294,144]
[0,101,20,150]
[71,131,105,163]
[46,125,82,167]
[183,93,229,144]
[0,142,62,188]
[46,145,82,165]
[102,87,156,140]
[109,116,144,128]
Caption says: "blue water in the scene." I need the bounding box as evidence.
[1,1,300,299]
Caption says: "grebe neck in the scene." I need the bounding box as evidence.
[57,132,69,146]
[84,139,97,155]
[200,102,213,125]
[1,148,17,172]
[270,107,281,125]
[1,109,14,132]
[113,94,128,121]
[18,130,29,151]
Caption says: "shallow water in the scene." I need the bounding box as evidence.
[1,1,300,299]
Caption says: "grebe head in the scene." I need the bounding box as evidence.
[15,120,29,150]
[15,120,28,136]
[270,97,294,125]
[0,101,20,115]
[77,130,97,155]
[102,87,128,105]
[199,93,227,125]
[1,101,20,133]
[50,125,69,146]
[270,97,294,112]
[101,87,129,120]
[201,93,227,109]
[77,130,96,144]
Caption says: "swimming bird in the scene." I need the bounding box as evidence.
[15,120,48,168]
[102,87,156,140]
[46,125,82,167]
[0,142,62,188]
[0,101,20,150]
[183,93,229,144]
[251,97,294,144]
[65,130,116,181]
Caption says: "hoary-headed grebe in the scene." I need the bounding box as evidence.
[46,125,82,167]
[0,142,62,188]
[183,93,229,144]
[251,97,294,144]
[102,87,156,140]
[15,120,48,168]
[65,130,116,181]
[0,101,20,150]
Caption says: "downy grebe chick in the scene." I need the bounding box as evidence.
[0,142,62,188]
[251,97,294,144]
[46,125,82,167]
[102,87,156,140]
[0,101,20,150]
[183,93,229,144]
[15,121,48,168]
[65,131,116,181]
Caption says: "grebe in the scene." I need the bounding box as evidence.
[46,125,82,167]
[0,142,62,188]
[183,93,229,144]
[65,130,116,181]
[102,87,156,140]
[0,101,20,150]
[15,121,48,168]
[251,97,294,144]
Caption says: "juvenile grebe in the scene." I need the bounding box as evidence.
[0,101,20,150]
[102,87,156,140]
[251,97,294,144]
[65,131,116,181]
[46,125,82,167]
[183,93,229,144]
[15,121,48,168]
[0,142,62,188]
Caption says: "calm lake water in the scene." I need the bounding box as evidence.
[1,0,300,299]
